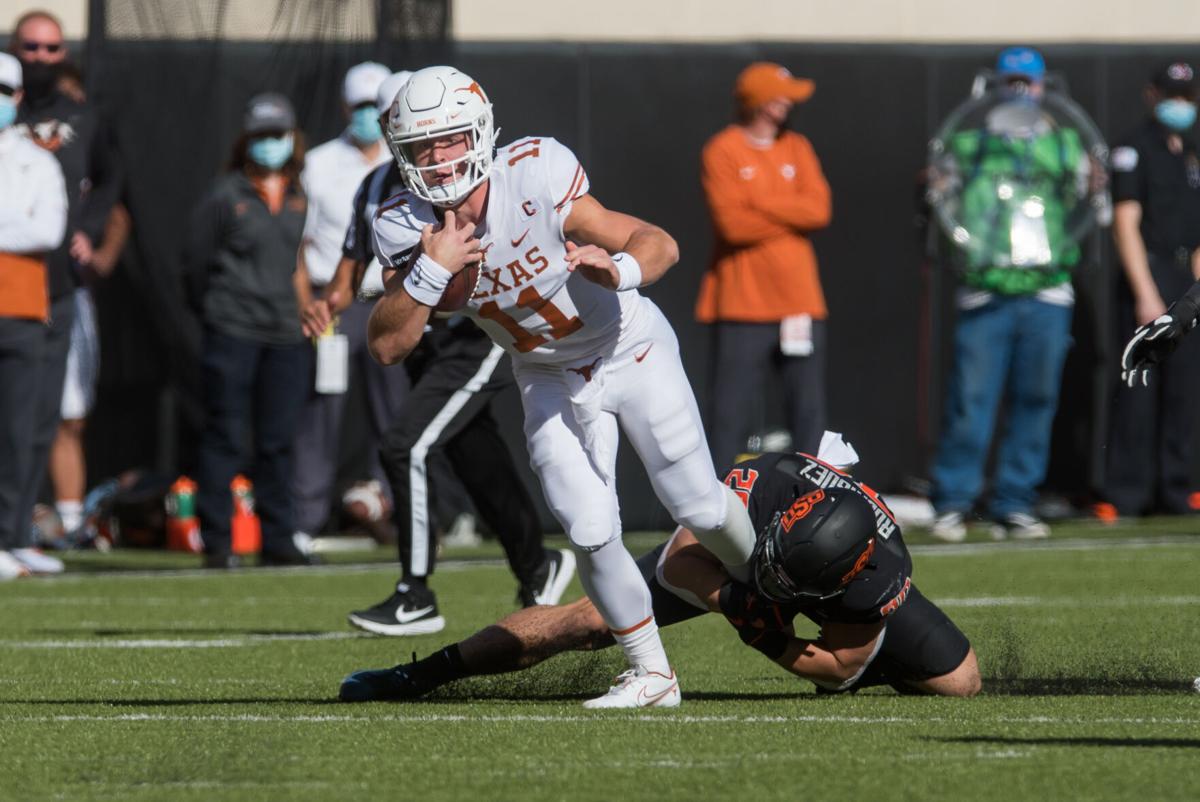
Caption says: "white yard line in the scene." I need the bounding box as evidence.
[14,535,1200,583]
[910,534,1199,556]
[5,713,1198,725]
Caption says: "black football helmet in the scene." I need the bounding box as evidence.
[751,487,879,603]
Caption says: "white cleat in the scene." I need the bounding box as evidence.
[0,550,31,581]
[582,666,681,709]
[10,548,63,575]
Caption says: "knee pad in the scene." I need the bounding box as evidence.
[687,484,755,582]
[671,478,729,534]
[564,514,621,554]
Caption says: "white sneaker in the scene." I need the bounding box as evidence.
[930,510,967,543]
[0,550,32,580]
[441,513,482,548]
[11,548,64,575]
[990,513,1050,541]
[582,666,680,709]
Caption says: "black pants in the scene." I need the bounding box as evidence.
[707,320,827,471]
[379,325,544,586]
[0,316,46,548]
[195,329,309,555]
[1104,254,1200,515]
[14,293,74,549]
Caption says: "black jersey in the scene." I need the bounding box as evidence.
[723,452,913,626]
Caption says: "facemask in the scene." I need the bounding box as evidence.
[247,133,294,170]
[19,60,60,100]
[0,96,16,130]
[1155,99,1197,132]
[348,107,382,144]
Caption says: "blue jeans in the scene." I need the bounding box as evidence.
[931,296,1072,519]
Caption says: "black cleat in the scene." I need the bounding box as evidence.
[517,549,576,607]
[347,582,445,635]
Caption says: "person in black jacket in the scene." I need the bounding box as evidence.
[186,93,311,568]
[1101,62,1200,518]
[8,10,121,567]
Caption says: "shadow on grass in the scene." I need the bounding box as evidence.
[32,628,346,638]
[983,677,1190,695]
[932,735,1200,749]
[0,697,346,706]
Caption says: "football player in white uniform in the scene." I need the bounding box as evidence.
[367,66,757,708]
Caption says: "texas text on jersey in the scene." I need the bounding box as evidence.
[723,451,913,626]
[371,137,653,365]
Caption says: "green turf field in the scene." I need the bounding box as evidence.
[1,521,1198,801]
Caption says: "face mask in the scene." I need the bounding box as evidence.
[247,133,294,170]
[348,107,382,144]
[1155,99,1197,132]
[19,60,60,100]
[0,96,16,130]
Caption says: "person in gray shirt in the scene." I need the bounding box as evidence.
[184,93,311,568]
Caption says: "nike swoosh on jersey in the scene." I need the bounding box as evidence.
[634,344,654,362]
[511,229,531,247]
[393,605,435,624]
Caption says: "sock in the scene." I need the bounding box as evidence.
[401,575,428,591]
[612,616,670,675]
[57,500,84,534]
[408,644,467,687]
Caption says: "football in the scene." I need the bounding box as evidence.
[434,264,481,313]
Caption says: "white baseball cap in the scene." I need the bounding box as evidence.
[343,61,390,107]
[376,70,413,114]
[0,52,22,92]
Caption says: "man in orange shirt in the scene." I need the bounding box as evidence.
[696,62,832,470]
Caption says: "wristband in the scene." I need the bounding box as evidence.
[403,253,454,307]
[612,252,643,291]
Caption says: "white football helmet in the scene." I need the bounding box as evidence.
[386,65,496,207]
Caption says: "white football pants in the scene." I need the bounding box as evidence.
[516,303,728,632]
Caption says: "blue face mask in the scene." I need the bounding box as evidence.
[0,95,16,130]
[248,133,294,170]
[348,107,382,144]
[1155,99,1197,132]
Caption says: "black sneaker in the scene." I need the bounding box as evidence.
[517,548,576,607]
[347,582,445,635]
[339,659,435,702]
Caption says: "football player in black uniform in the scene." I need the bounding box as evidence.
[339,452,981,701]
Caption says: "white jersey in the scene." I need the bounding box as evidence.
[371,136,653,366]
[301,133,389,286]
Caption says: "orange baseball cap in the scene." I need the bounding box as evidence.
[735,62,815,110]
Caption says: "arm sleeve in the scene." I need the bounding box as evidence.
[182,188,225,312]
[370,205,421,270]
[753,136,832,231]
[0,151,68,253]
[701,141,794,246]
[1110,144,1144,204]
[539,138,589,234]
[78,114,124,242]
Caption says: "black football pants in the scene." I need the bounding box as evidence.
[378,326,545,586]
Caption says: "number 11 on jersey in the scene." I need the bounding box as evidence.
[477,287,584,353]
